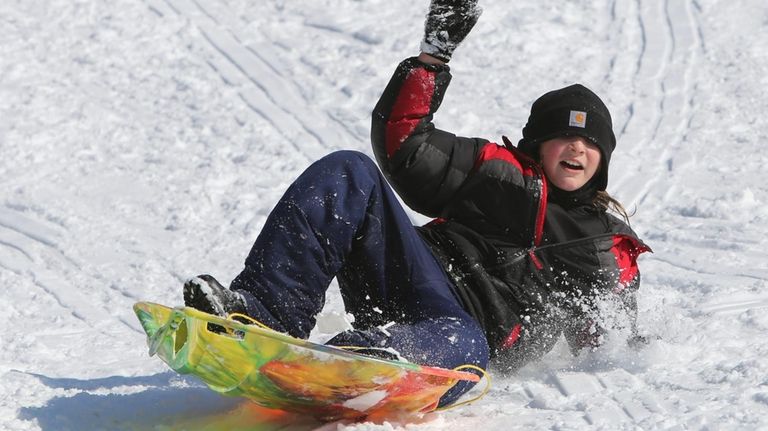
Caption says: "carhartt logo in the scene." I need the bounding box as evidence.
[569,110,587,128]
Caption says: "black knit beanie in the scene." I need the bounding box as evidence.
[517,84,616,191]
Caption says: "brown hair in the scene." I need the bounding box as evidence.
[593,191,632,223]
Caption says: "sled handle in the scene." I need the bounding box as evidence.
[148,309,184,357]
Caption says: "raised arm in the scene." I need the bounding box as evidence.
[371,0,485,216]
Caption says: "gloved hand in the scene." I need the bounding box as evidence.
[627,333,651,350]
[420,0,482,63]
[565,319,607,354]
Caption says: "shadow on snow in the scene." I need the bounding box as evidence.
[18,371,324,431]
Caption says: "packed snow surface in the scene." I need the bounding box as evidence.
[2,0,768,429]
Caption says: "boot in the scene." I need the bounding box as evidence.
[183,274,247,317]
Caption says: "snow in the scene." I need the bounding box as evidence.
[2,0,768,429]
[343,391,389,413]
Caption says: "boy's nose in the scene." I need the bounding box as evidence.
[568,137,587,152]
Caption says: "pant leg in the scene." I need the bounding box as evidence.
[231,150,384,337]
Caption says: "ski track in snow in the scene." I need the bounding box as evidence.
[2,0,768,429]
[146,0,358,161]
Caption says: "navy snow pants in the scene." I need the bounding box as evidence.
[230,151,489,406]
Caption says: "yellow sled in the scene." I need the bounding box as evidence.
[133,302,482,421]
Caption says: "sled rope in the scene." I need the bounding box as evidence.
[224,313,403,357]
[332,345,412,362]
[435,364,491,411]
[226,312,273,331]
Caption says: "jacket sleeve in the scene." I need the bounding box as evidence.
[371,57,488,217]
[563,233,650,353]
[562,274,642,354]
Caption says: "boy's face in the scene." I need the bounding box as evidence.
[539,136,602,191]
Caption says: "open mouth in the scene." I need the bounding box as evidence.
[560,160,584,170]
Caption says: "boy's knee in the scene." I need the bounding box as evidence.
[315,150,379,176]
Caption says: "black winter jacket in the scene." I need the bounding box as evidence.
[371,58,650,370]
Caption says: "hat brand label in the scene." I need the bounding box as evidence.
[569,110,587,128]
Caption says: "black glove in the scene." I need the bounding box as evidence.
[421,0,482,62]
[627,333,651,350]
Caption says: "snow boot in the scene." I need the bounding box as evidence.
[183,274,247,317]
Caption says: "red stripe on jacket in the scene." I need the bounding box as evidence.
[610,235,650,292]
[502,324,522,349]
[475,143,524,173]
[385,68,436,158]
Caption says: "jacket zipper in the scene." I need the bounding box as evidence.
[531,166,547,248]
[528,164,547,269]
[534,232,646,253]
[518,234,639,271]
[534,232,618,252]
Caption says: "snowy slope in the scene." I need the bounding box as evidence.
[2,0,768,429]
